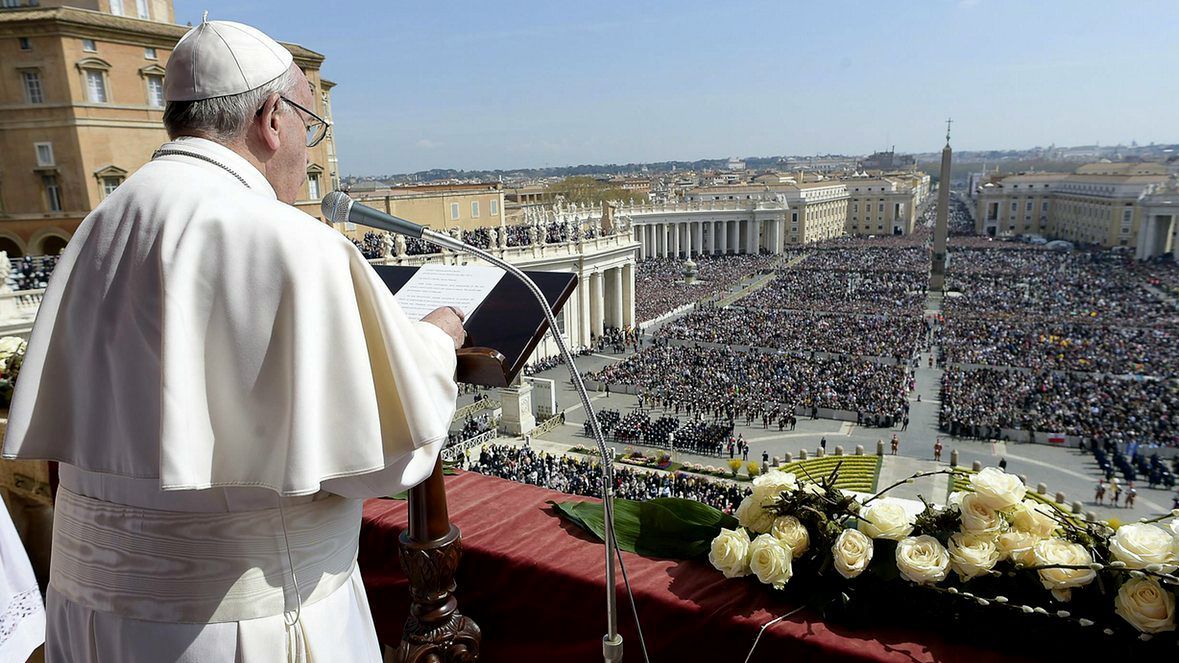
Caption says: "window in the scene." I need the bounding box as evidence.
[82,39,97,52]
[1026,201,1033,211]
[19,37,30,50]
[307,172,320,199]
[146,75,164,107]
[22,71,43,104]
[43,175,62,212]
[471,201,479,218]
[1010,201,1018,212]
[878,203,884,212]
[110,0,124,14]
[1042,201,1049,212]
[34,142,54,167]
[450,203,460,220]
[490,199,499,216]
[101,176,122,197]
[85,70,108,103]
[144,47,157,60]
[136,0,150,19]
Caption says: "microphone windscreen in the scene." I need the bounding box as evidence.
[321,191,352,225]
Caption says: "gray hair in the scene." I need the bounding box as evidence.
[163,66,302,142]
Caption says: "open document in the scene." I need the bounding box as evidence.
[393,263,506,323]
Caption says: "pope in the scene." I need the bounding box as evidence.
[2,18,465,663]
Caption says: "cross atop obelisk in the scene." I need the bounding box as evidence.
[930,121,953,291]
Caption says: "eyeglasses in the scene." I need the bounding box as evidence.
[258,95,331,148]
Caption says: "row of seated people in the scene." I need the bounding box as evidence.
[1090,442,1178,488]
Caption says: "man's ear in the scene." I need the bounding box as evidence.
[255,93,283,152]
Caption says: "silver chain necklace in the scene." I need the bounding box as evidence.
[152,148,251,189]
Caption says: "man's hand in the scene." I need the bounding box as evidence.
[421,306,466,350]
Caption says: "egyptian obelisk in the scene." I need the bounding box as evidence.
[929,119,952,291]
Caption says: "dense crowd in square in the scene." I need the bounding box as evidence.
[657,305,928,362]
[634,253,780,323]
[469,443,750,512]
[741,269,928,316]
[587,342,910,429]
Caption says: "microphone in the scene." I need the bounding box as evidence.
[322,191,638,663]
[322,191,426,239]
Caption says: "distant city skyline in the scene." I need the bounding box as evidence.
[176,1,1179,175]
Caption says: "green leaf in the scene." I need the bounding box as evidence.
[548,497,738,559]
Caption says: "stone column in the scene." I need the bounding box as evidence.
[659,223,668,258]
[589,271,604,337]
[730,220,740,254]
[603,268,617,329]
[693,222,703,257]
[610,267,624,331]
[622,262,636,328]
[578,276,590,347]
[748,219,759,254]
[636,226,646,260]
[719,220,728,254]
[682,222,692,257]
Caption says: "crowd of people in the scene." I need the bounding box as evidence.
[6,255,59,291]
[634,254,779,323]
[938,318,1178,376]
[940,366,1179,445]
[469,444,750,512]
[796,246,930,273]
[348,219,605,260]
[657,304,928,361]
[742,269,928,316]
[588,341,910,429]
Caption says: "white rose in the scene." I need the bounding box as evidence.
[997,530,1041,566]
[859,499,915,541]
[895,535,950,585]
[708,527,752,579]
[959,493,1004,535]
[735,495,776,534]
[1114,577,1176,634]
[0,336,23,357]
[1109,523,1177,573]
[1008,501,1059,538]
[799,482,825,496]
[968,467,1026,510]
[770,515,810,558]
[751,470,797,507]
[832,528,874,579]
[948,532,1000,581]
[1032,538,1095,601]
[748,533,793,590]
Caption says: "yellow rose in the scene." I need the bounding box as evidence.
[959,493,1004,535]
[1032,538,1095,602]
[735,495,776,534]
[968,467,1026,510]
[1109,523,1177,573]
[895,535,950,585]
[859,499,915,541]
[770,515,810,558]
[832,528,874,579]
[748,533,793,590]
[1115,577,1176,634]
[708,527,751,579]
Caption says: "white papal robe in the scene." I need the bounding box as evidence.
[3,137,460,661]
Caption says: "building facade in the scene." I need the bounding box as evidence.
[0,1,338,256]
[346,183,506,239]
[974,163,1171,248]
[845,176,924,236]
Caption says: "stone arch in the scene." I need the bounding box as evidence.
[0,232,28,258]
[29,228,71,256]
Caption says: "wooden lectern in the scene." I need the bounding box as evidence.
[373,265,577,662]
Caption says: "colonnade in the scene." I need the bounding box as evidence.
[577,262,636,340]
[633,218,785,259]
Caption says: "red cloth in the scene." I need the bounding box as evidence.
[360,471,1028,662]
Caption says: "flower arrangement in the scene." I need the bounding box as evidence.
[709,464,1179,643]
[0,336,27,407]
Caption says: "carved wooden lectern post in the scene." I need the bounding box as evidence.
[394,456,481,662]
[375,264,579,662]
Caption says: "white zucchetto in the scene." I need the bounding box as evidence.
[164,19,293,102]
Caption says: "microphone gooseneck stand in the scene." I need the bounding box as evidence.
[322,192,648,662]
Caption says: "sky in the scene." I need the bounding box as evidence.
[176,0,1179,176]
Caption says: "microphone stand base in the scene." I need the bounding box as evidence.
[603,634,624,662]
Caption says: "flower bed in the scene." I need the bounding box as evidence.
[777,456,881,493]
